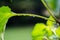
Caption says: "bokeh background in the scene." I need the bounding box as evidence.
[0,0,49,40]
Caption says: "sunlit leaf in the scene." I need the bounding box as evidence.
[0,6,14,33]
[55,26,60,38]
[47,16,55,26]
[32,16,57,40]
[32,23,46,37]
[32,36,44,40]
[46,26,53,37]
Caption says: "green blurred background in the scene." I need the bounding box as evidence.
[5,25,34,40]
[0,0,48,40]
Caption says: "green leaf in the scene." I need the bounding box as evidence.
[32,23,46,37]
[32,16,56,40]
[0,6,14,33]
[46,16,56,37]
[46,26,53,37]
[46,16,55,26]
[55,26,60,38]
[32,36,44,40]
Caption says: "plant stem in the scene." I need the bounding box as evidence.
[1,33,4,40]
[12,12,55,22]
[41,0,60,25]
[41,0,57,21]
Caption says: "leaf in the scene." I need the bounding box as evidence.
[46,16,56,37]
[55,26,60,38]
[46,26,53,37]
[32,36,44,40]
[32,23,46,37]
[32,16,58,40]
[0,6,14,33]
[46,16,55,26]
[32,23,47,40]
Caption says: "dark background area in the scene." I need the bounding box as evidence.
[0,0,47,27]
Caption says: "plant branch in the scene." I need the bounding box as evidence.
[41,0,57,21]
[12,12,55,22]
